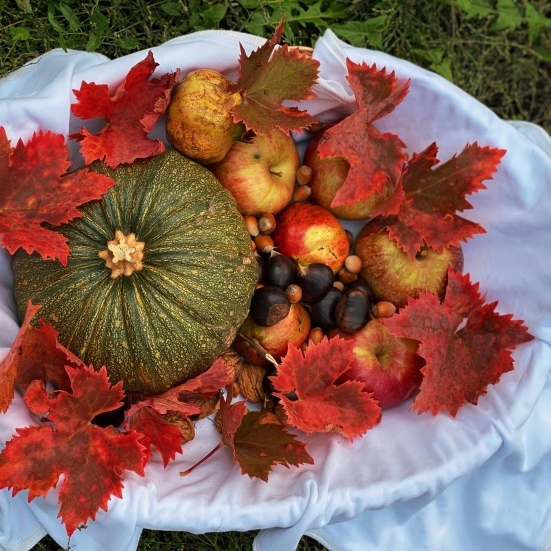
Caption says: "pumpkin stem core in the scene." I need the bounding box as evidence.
[98,230,145,279]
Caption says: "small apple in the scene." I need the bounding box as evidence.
[304,128,396,220]
[233,302,311,367]
[271,202,349,274]
[166,69,245,164]
[354,219,464,309]
[209,130,300,217]
[328,321,425,409]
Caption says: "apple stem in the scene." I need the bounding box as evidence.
[269,170,283,177]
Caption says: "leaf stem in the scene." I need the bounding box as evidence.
[179,441,224,477]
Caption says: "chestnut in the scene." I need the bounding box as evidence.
[335,288,371,334]
[309,286,342,331]
[345,278,376,303]
[265,250,295,289]
[295,262,334,303]
[249,286,291,326]
[255,251,266,284]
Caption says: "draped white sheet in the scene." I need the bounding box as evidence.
[1,29,550,551]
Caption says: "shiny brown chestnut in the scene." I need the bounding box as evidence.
[345,278,376,303]
[265,250,295,289]
[335,288,371,334]
[295,262,334,303]
[249,285,291,326]
[309,286,342,331]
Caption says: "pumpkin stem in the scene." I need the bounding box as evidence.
[98,230,145,279]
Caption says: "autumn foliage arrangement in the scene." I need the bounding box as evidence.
[0,21,534,539]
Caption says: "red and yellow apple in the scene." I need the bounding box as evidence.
[354,220,464,309]
[271,202,349,274]
[329,321,424,409]
[304,128,396,220]
[209,129,300,216]
[232,303,311,367]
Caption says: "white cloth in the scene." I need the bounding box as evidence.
[1,29,551,551]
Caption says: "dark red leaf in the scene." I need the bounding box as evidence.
[221,400,313,481]
[380,268,534,416]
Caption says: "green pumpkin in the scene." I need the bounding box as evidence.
[12,150,257,394]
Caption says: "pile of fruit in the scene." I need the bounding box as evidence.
[0,21,534,538]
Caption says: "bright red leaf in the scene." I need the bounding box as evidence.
[270,337,382,441]
[124,404,184,467]
[317,59,409,208]
[177,354,238,400]
[230,19,319,137]
[221,400,313,481]
[380,268,534,416]
[0,300,85,413]
[375,142,506,258]
[71,51,180,168]
[0,366,147,536]
[0,127,114,264]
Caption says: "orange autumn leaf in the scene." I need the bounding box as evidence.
[380,268,534,416]
[71,51,180,168]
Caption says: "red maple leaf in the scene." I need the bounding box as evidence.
[124,404,184,467]
[0,301,86,413]
[374,142,506,258]
[221,400,313,481]
[0,128,114,264]
[317,59,409,208]
[230,19,320,137]
[380,268,534,416]
[269,337,382,440]
[71,51,180,168]
[175,353,238,405]
[0,366,147,536]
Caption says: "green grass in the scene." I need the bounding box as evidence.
[2,1,551,549]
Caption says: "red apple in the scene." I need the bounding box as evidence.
[233,303,311,367]
[354,219,464,309]
[209,129,300,216]
[271,202,349,274]
[304,128,396,220]
[329,321,424,409]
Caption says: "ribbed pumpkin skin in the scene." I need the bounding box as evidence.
[12,150,257,394]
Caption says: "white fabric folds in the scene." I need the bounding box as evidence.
[1,30,551,551]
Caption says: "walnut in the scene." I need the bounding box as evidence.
[218,348,244,382]
[162,412,196,443]
[189,394,220,420]
[263,399,290,426]
[237,362,267,403]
